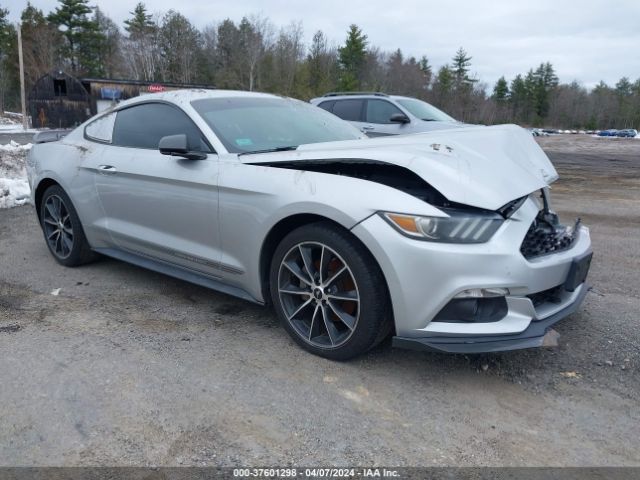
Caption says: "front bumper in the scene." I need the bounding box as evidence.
[392,282,589,353]
[351,196,593,352]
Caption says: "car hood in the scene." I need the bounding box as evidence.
[415,120,470,132]
[243,124,558,211]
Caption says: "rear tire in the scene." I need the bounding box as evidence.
[270,221,392,360]
[40,185,96,267]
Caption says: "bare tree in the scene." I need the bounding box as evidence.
[20,3,62,89]
[123,4,161,81]
[271,21,304,95]
[241,14,273,91]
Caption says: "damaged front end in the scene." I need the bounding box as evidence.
[520,190,581,259]
[248,159,451,207]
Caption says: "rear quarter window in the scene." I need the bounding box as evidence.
[84,111,116,143]
[317,100,335,112]
[331,99,364,122]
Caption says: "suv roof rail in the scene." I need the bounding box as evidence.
[322,91,389,97]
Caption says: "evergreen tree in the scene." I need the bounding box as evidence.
[0,7,12,50]
[0,7,18,112]
[428,65,455,115]
[337,24,367,91]
[307,30,335,95]
[542,62,558,90]
[492,76,509,101]
[509,74,527,121]
[21,4,47,31]
[451,47,474,85]
[530,62,558,120]
[615,77,632,96]
[124,2,155,39]
[437,65,454,91]
[215,19,242,88]
[48,0,104,74]
[419,55,432,86]
[158,10,200,83]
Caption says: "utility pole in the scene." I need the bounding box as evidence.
[17,23,28,130]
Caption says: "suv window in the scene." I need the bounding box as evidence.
[366,99,404,124]
[85,111,116,143]
[317,100,335,112]
[331,99,364,122]
[112,102,211,152]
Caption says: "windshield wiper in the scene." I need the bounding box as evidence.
[238,146,298,156]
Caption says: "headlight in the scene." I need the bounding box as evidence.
[381,209,504,243]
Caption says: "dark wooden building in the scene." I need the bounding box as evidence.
[28,71,214,129]
[28,71,91,129]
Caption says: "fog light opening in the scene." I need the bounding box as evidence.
[454,287,510,299]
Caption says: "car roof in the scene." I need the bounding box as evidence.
[310,93,417,103]
[116,89,281,109]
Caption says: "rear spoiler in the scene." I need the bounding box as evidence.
[33,130,72,144]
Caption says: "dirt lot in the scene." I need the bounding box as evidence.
[0,135,638,466]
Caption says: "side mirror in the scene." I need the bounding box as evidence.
[159,134,207,160]
[389,113,410,124]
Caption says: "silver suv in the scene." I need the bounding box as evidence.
[310,92,463,137]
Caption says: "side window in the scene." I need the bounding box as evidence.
[366,100,404,124]
[317,100,335,112]
[112,103,212,152]
[85,111,116,143]
[331,99,364,122]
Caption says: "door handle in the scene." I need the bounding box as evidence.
[97,165,117,175]
[361,125,374,131]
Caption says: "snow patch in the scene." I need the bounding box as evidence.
[0,141,32,209]
[0,140,33,152]
[0,177,30,208]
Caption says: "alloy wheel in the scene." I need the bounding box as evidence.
[277,242,360,348]
[43,195,74,259]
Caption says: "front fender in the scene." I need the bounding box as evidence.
[217,161,444,302]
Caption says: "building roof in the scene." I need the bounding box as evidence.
[79,77,215,89]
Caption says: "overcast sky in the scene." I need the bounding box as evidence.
[5,0,640,89]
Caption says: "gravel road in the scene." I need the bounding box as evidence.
[0,134,638,466]
[0,132,34,146]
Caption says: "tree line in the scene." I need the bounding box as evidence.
[1,0,638,129]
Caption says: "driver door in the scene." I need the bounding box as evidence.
[363,99,411,136]
[90,102,222,277]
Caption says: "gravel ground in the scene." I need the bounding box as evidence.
[0,134,638,466]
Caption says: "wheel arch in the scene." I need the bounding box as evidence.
[34,178,61,221]
[259,213,395,332]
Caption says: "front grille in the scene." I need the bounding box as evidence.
[520,213,579,259]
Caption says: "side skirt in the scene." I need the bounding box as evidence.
[94,247,263,305]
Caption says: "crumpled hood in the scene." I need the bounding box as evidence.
[243,124,558,211]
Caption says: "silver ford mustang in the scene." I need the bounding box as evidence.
[26,90,593,359]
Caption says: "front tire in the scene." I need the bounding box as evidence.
[270,222,392,360]
[40,185,96,267]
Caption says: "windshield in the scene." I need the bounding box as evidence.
[396,98,456,123]
[191,96,364,153]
